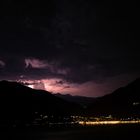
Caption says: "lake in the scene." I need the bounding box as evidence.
[1,124,140,140]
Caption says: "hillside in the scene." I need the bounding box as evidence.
[54,93,95,107]
[0,80,81,126]
[87,78,140,118]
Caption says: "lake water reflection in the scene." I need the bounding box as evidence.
[1,124,140,140]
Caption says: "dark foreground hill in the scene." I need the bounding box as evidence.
[87,78,140,118]
[0,81,81,126]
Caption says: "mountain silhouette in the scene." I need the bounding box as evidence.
[1,78,140,126]
[54,93,95,108]
[87,78,140,118]
[0,80,81,126]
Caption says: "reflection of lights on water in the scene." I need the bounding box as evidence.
[78,120,140,125]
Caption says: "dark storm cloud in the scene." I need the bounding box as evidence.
[0,60,5,67]
[0,0,139,85]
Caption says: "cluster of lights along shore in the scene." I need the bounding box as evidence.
[72,116,140,125]
[32,114,140,126]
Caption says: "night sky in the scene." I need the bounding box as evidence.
[0,1,139,97]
